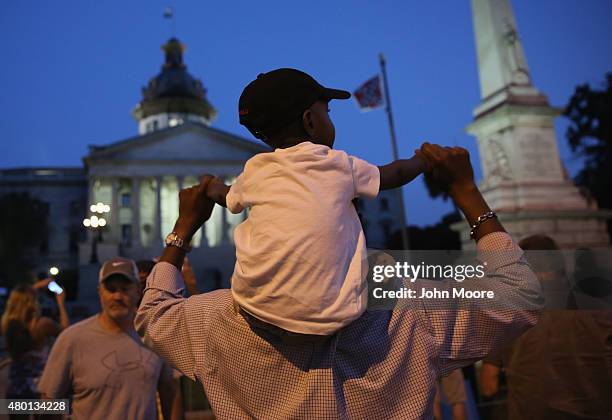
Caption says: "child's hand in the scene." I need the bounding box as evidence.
[420,143,475,196]
[200,174,230,207]
[414,149,432,173]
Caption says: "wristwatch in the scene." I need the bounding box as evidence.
[164,232,192,253]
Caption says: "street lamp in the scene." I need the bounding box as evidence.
[83,202,110,264]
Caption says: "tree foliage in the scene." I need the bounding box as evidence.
[564,73,612,210]
[0,192,48,287]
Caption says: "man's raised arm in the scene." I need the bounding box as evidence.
[416,144,543,375]
[135,177,215,379]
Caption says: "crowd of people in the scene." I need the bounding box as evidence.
[1,233,609,419]
[0,68,610,419]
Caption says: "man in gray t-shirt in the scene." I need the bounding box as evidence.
[39,257,179,420]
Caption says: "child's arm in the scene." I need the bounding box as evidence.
[206,176,230,208]
[378,152,429,190]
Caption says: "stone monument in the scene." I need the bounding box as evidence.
[458,0,611,248]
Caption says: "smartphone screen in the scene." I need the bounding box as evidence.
[48,280,63,295]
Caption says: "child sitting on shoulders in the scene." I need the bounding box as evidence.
[206,68,428,335]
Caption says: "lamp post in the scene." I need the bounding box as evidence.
[83,202,110,264]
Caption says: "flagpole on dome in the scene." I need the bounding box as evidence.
[164,5,176,37]
[379,52,410,251]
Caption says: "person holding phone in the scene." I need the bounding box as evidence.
[1,280,69,400]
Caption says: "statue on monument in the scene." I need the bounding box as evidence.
[502,19,531,86]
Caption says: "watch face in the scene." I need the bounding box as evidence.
[165,232,190,252]
[165,233,177,246]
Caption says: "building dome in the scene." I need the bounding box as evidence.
[132,38,216,133]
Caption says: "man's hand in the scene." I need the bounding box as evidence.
[172,176,216,241]
[419,143,475,198]
[419,143,504,241]
[160,177,216,270]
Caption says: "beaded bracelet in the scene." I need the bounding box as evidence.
[469,210,497,239]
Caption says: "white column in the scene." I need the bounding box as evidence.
[87,177,95,207]
[131,178,141,247]
[198,226,208,247]
[111,178,120,242]
[155,176,163,243]
[86,177,95,242]
[221,176,230,244]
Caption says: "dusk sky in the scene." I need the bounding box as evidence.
[1,0,611,226]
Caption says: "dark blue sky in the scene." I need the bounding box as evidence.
[1,0,611,226]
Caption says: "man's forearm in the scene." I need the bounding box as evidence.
[450,183,505,241]
[160,246,187,271]
[159,221,194,270]
[378,155,428,190]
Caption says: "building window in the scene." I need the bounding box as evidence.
[380,198,389,211]
[121,224,132,247]
[121,193,131,208]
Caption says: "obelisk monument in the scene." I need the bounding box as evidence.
[460,0,611,248]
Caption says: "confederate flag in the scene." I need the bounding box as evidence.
[353,75,384,111]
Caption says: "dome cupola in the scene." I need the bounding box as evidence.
[132,38,216,134]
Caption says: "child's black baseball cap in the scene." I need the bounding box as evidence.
[238,68,350,140]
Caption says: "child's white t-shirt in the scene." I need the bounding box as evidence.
[226,141,380,335]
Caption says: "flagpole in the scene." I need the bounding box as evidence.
[379,52,410,250]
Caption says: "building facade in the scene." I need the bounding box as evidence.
[0,167,87,279]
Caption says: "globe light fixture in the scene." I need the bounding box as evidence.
[83,202,111,264]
